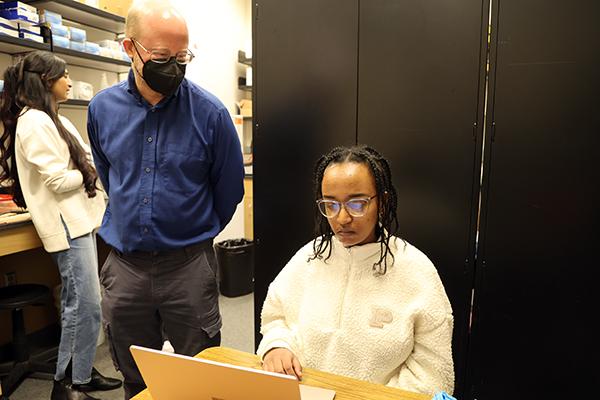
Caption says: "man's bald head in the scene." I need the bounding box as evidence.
[122,0,190,102]
[125,0,188,40]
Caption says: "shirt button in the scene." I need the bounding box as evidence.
[145,167,151,173]
[143,227,149,233]
[147,136,153,143]
[143,197,149,204]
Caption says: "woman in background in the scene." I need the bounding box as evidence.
[257,145,455,396]
[0,51,121,400]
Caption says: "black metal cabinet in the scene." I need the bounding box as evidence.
[253,0,358,347]
[252,1,599,398]
[357,1,486,396]
[470,1,600,398]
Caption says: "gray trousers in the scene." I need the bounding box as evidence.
[99,240,222,399]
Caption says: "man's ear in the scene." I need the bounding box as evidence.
[122,38,135,59]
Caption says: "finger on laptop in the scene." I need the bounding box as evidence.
[284,362,297,379]
[292,356,303,380]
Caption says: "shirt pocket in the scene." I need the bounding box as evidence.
[159,144,209,194]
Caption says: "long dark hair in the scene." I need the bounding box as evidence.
[310,145,401,274]
[0,51,97,208]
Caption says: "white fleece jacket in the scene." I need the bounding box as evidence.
[14,108,105,252]
[257,236,454,396]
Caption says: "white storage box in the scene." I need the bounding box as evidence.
[0,16,19,29]
[19,25,40,35]
[71,80,94,100]
[99,46,112,58]
[19,30,43,43]
[0,2,37,14]
[0,8,39,24]
[0,18,19,37]
[97,39,120,50]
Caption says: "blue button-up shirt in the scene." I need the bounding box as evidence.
[87,71,244,252]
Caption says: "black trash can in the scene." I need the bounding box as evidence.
[214,238,254,297]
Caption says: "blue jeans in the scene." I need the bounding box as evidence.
[50,231,101,384]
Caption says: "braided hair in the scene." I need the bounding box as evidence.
[310,145,401,274]
[0,51,98,208]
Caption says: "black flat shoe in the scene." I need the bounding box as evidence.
[76,368,122,392]
[51,380,101,400]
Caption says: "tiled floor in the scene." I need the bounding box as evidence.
[8,293,254,400]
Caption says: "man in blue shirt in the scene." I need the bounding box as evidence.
[87,1,244,398]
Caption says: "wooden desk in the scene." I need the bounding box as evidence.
[0,219,58,346]
[132,346,429,400]
[0,222,42,257]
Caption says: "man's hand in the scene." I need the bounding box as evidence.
[261,347,303,380]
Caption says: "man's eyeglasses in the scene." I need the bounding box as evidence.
[316,195,377,218]
[131,38,195,65]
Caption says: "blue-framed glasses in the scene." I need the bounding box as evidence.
[316,195,377,218]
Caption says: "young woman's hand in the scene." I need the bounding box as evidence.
[262,347,303,380]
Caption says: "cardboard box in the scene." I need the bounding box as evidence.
[238,99,252,117]
[98,0,133,17]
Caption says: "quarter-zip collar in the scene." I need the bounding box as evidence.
[329,233,398,271]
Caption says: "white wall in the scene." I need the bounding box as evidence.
[172,0,251,116]
[171,0,252,242]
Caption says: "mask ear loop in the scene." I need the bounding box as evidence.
[130,39,146,63]
[130,39,148,82]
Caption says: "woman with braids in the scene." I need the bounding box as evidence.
[0,51,121,399]
[257,145,454,396]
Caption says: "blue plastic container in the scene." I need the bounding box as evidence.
[84,41,101,55]
[68,26,86,42]
[69,40,85,52]
[52,34,69,48]
[39,9,61,25]
[49,22,69,38]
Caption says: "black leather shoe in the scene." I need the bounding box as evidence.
[51,380,101,400]
[76,368,122,392]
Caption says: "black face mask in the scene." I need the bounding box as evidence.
[133,43,186,96]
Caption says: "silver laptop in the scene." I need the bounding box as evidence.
[130,345,336,400]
